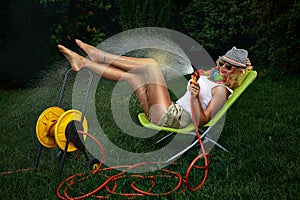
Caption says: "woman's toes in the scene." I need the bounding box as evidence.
[75,39,84,48]
[57,44,84,72]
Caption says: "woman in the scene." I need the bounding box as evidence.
[58,40,252,129]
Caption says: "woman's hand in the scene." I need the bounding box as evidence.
[246,58,251,66]
[189,80,200,98]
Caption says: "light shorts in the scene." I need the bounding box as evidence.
[156,103,192,129]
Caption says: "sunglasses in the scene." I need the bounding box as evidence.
[218,60,233,70]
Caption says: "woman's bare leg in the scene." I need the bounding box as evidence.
[58,44,171,123]
[75,39,173,122]
[75,39,155,72]
[58,44,149,114]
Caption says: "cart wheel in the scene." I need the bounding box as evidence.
[36,107,65,148]
[55,109,88,152]
[89,158,100,170]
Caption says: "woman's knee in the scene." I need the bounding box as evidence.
[124,73,145,89]
[141,60,161,76]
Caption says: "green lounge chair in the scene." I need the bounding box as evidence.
[138,70,257,161]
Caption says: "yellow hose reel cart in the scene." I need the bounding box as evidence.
[35,69,97,176]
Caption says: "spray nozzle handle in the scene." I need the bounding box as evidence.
[191,70,199,82]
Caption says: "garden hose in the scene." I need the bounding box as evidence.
[2,97,211,198]
[55,92,212,199]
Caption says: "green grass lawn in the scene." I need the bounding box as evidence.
[0,65,299,199]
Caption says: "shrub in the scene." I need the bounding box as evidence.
[0,1,51,88]
[181,0,258,59]
[38,0,120,47]
[249,0,299,78]
[180,0,299,78]
[115,0,176,30]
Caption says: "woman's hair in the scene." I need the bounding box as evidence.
[216,59,253,89]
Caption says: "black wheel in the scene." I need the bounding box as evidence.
[89,158,100,170]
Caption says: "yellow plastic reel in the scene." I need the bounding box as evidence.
[36,107,65,148]
[55,109,88,152]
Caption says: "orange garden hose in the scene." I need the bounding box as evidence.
[55,92,212,199]
[1,168,33,175]
[2,107,211,198]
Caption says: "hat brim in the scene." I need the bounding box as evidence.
[219,56,247,68]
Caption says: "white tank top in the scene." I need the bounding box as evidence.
[176,76,233,117]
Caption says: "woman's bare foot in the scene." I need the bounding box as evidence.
[58,44,86,72]
[75,39,105,63]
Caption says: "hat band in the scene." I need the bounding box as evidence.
[223,56,246,67]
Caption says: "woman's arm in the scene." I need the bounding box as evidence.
[204,86,228,124]
[189,81,206,126]
[189,82,228,126]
